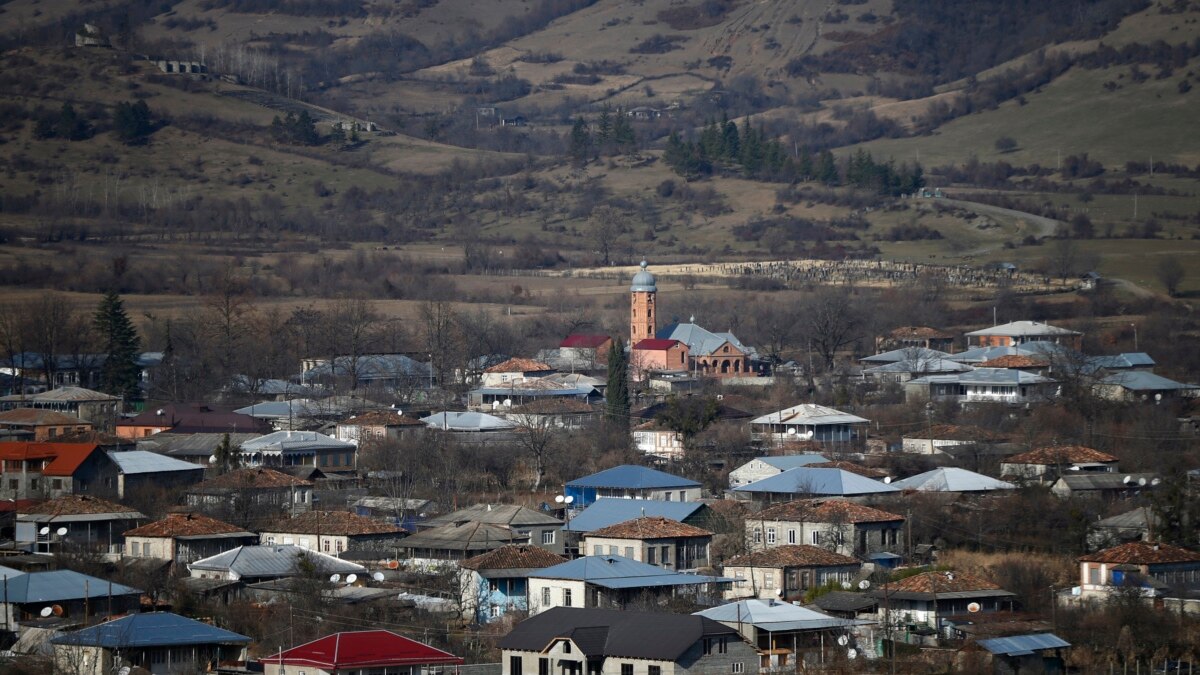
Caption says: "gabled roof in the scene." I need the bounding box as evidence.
[726,545,860,568]
[805,461,889,478]
[1005,445,1119,465]
[965,321,1080,337]
[188,545,366,579]
[633,338,683,351]
[889,570,1003,594]
[338,410,425,427]
[20,495,141,518]
[532,555,730,589]
[124,512,251,538]
[105,450,204,475]
[240,430,354,453]
[189,467,312,491]
[1099,371,1199,392]
[0,442,100,477]
[751,404,869,426]
[980,355,1049,369]
[909,367,1055,387]
[976,633,1070,657]
[733,468,898,496]
[501,607,736,661]
[565,499,709,533]
[567,465,700,490]
[1055,473,1157,491]
[656,322,753,357]
[420,411,516,431]
[484,358,554,374]
[460,545,567,571]
[0,409,91,426]
[261,630,462,668]
[1078,541,1200,565]
[560,335,612,349]
[5,569,140,603]
[862,347,952,364]
[883,326,955,340]
[51,612,250,648]
[586,516,711,540]
[266,511,404,536]
[1089,353,1155,369]
[400,521,525,552]
[8,387,120,402]
[891,467,1016,493]
[116,404,271,434]
[757,499,904,524]
[863,359,972,375]
[422,504,562,528]
[695,599,865,631]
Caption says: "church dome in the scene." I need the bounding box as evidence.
[630,261,657,293]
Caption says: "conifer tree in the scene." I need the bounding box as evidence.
[605,338,629,425]
[94,290,142,401]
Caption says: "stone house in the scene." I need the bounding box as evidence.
[722,545,862,601]
[747,499,905,559]
[0,409,93,441]
[259,510,406,556]
[458,544,567,623]
[122,512,257,565]
[582,516,712,570]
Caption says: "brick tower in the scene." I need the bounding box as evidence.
[630,260,657,346]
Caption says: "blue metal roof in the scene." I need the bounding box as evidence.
[532,555,730,589]
[5,570,141,604]
[732,467,898,496]
[976,633,1070,656]
[567,465,700,490]
[565,499,706,532]
[51,612,251,648]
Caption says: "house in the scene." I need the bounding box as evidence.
[52,611,251,675]
[136,431,264,465]
[351,496,435,530]
[527,555,732,614]
[0,441,104,501]
[695,599,871,669]
[184,467,314,521]
[259,510,406,556]
[565,465,702,507]
[810,591,880,620]
[1075,541,1200,603]
[420,411,518,433]
[334,410,427,447]
[501,607,759,675]
[657,321,757,378]
[582,516,712,570]
[873,571,1018,641]
[399,521,528,562]
[481,358,556,387]
[747,499,904,559]
[468,379,599,412]
[238,430,357,472]
[563,499,720,536]
[123,512,258,564]
[876,326,957,353]
[101,450,205,498]
[1086,507,1157,550]
[863,358,974,383]
[1094,371,1200,402]
[0,387,121,430]
[732,468,898,503]
[805,461,890,480]
[728,455,829,488]
[1049,472,1158,499]
[459,544,567,623]
[188,544,366,582]
[558,334,613,368]
[973,633,1071,675]
[300,353,434,392]
[749,404,869,451]
[900,424,1005,455]
[114,403,271,439]
[262,630,462,675]
[420,504,564,554]
[1000,445,1119,483]
[890,467,1017,494]
[862,347,954,366]
[632,421,686,460]
[631,339,689,379]
[978,354,1051,373]
[904,368,1056,405]
[233,398,361,430]
[504,399,600,431]
[965,321,1082,349]
[1,569,142,626]
[0,409,93,441]
[16,495,145,556]
[721,546,862,600]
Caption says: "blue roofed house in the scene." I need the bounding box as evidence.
[564,465,702,507]
[732,467,898,504]
[526,555,732,615]
[749,405,869,452]
[973,633,1071,675]
[458,544,567,624]
[1094,371,1200,402]
[696,599,873,669]
[0,569,142,626]
[563,499,719,536]
[904,368,1057,405]
[51,611,251,675]
[729,455,829,488]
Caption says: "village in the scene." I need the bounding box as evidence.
[0,261,1196,675]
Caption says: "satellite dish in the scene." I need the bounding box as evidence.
[841,581,852,590]
[39,607,52,618]
[564,495,574,504]
[39,527,49,535]
[847,649,858,660]
[837,635,850,647]
[208,455,219,465]
[883,477,892,484]
[775,588,783,597]
[858,579,871,590]
[503,398,512,407]
[555,495,564,504]
[1151,478,1162,486]
[945,572,955,581]
[52,605,63,616]
[329,574,341,583]
[118,668,131,675]
[787,428,797,435]
[55,527,67,536]
[804,430,814,440]
[1138,478,1147,486]
[372,572,385,582]
[1123,475,1133,485]
[346,574,358,584]
[387,560,400,570]
[967,602,982,613]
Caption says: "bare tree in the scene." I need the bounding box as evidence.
[799,288,864,370]
[507,412,563,491]
[419,300,464,391]
[20,292,84,388]
[589,206,624,267]
[1156,256,1186,297]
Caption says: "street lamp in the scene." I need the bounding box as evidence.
[1131,323,1138,351]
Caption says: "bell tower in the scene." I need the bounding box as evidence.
[630,261,657,346]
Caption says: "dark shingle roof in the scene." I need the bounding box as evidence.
[758,499,904,524]
[500,608,736,661]
[460,545,566,571]
[726,545,859,568]
[1078,541,1200,565]
[586,516,711,540]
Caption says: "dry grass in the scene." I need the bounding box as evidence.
[938,548,1077,588]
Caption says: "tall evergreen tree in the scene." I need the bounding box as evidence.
[568,117,593,164]
[605,338,629,425]
[94,290,142,400]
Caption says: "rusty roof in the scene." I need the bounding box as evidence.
[22,494,139,517]
[1006,445,1119,465]
[1078,541,1200,565]
[886,326,954,340]
[339,410,425,427]
[758,499,904,524]
[124,512,250,538]
[266,510,405,536]
[981,355,1050,369]
[806,461,889,478]
[890,570,1001,593]
[190,467,313,491]
[0,409,92,426]
[460,544,567,571]
[726,545,860,568]
[483,358,554,374]
[586,516,712,540]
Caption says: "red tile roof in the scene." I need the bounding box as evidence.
[726,545,860,568]
[0,409,91,426]
[886,326,954,340]
[633,339,682,351]
[22,494,140,517]
[267,510,405,536]
[560,335,612,349]
[587,516,712,540]
[460,544,567,571]
[116,404,271,434]
[890,571,1001,593]
[758,499,904,524]
[484,358,554,374]
[1078,541,1200,565]
[262,630,463,668]
[981,355,1049,369]
[191,467,312,491]
[124,512,249,538]
[1006,445,1119,465]
[0,442,101,477]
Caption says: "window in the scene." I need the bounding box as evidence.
[539,658,550,675]
[28,479,37,490]
[593,545,602,555]
[323,539,331,552]
[51,479,62,491]
[562,641,572,654]
[490,580,500,593]
[787,529,796,544]
[542,588,551,607]
[766,528,776,544]
[562,588,573,607]
[142,542,150,557]
[490,603,503,618]
[542,530,556,545]
[266,536,276,544]
[7,479,15,490]
[336,540,344,554]
[810,531,821,545]
[609,546,618,555]
[621,664,633,675]
[648,667,661,675]
[731,664,744,674]
[752,529,762,544]
[703,639,713,655]
[510,656,523,675]
[624,547,634,558]
[764,575,774,590]
[1088,566,1100,585]
[718,638,728,654]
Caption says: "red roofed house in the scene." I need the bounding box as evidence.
[559,334,613,367]
[1076,541,1200,603]
[722,545,863,600]
[0,408,93,441]
[871,571,1017,641]
[123,512,258,564]
[1001,445,1120,484]
[876,326,956,353]
[261,630,464,675]
[749,499,905,559]
[114,403,271,439]
[480,358,556,387]
[631,338,688,381]
[582,516,713,570]
[0,441,105,502]
[259,510,406,556]
[16,494,145,556]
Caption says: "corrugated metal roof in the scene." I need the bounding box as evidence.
[861,348,951,364]
[908,368,1054,386]
[751,404,869,426]
[965,321,1079,337]
[5,570,141,603]
[565,499,707,532]
[567,465,700,490]
[976,633,1070,656]
[656,323,754,357]
[1100,371,1198,391]
[532,555,730,589]
[754,455,830,471]
[420,411,516,431]
[864,359,972,375]
[240,430,354,453]
[890,467,1016,493]
[695,599,869,631]
[187,545,366,579]
[51,612,250,648]
[106,450,205,474]
[733,467,898,496]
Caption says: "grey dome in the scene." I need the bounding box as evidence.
[630,260,657,292]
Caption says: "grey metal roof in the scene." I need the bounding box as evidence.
[51,612,250,648]
[976,633,1070,656]
[890,467,1016,493]
[656,322,754,358]
[423,504,562,528]
[471,385,595,397]
[1100,371,1198,391]
[5,570,141,603]
[1054,473,1157,491]
[733,467,898,496]
[531,555,730,589]
[908,368,1054,386]
[811,591,878,613]
[1089,353,1155,369]
[105,450,204,475]
[863,359,973,375]
[567,465,700,489]
[240,430,354,453]
[630,261,657,292]
[300,354,432,382]
[137,432,264,458]
[751,404,869,426]
[1095,507,1157,530]
[861,348,951,364]
[965,321,1079,337]
[187,545,366,579]
[754,455,830,471]
[565,499,708,532]
[420,411,516,431]
[695,599,870,631]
